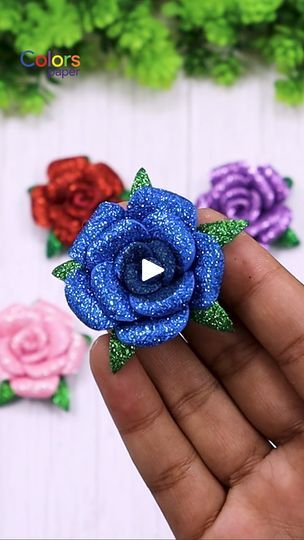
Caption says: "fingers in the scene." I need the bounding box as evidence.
[185,321,304,445]
[198,208,304,401]
[137,337,270,487]
[90,335,225,540]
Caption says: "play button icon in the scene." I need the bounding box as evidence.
[141,259,164,282]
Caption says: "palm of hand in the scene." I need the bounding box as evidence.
[208,444,304,539]
[91,210,304,540]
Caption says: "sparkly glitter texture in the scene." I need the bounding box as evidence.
[0,301,88,406]
[191,232,224,309]
[148,240,176,285]
[109,332,135,373]
[86,220,149,270]
[30,156,125,251]
[129,273,195,317]
[116,308,190,347]
[129,168,151,198]
[52,377,70,411]
[128,186,197,231]
[55,168,246,372]
[116,240,177,292]
[143,211,196,271]
[52,260,82,281]
[197,161,299,249]
[65,268,114,330]
[197,220,248,247]
[0,380,18,405]
[91,261,137,322]
[123,260,163,295]
[69,202,125,265]
[191,302,234,332]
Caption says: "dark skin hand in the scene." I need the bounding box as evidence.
[91,208,304,540]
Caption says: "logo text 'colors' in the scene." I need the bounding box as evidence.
[20,50,80,79]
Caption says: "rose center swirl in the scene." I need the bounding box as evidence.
[114,240,178,296]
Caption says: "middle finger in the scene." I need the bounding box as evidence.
[138,337,270,487]
[185,320,304,445]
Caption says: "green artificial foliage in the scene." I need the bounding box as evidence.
[274,227,300,247]
[197,219,248,246]
[3,0,304,113]
[52,377,70,411]
[283,176,294,188]
[191,302,234,332]
[129,167,151,197]
[0,380,18,405]
[109,331,135,373]
[275,77,304,105]
[82,334,93,346]
[52,260,82,280]
[46,230,64,258]
[239,0,283,24]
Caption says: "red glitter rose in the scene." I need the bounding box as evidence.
[30,156,125,255]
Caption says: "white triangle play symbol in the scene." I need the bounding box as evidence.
[141,259,164,282]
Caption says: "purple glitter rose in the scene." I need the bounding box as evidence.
[196,161,299,249]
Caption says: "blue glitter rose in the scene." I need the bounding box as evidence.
[53,169,247,372]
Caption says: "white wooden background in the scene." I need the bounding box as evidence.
[0,71,304,540]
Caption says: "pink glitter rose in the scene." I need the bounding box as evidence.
[0,301,88,409]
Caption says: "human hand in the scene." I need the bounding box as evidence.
[91,208,304,539]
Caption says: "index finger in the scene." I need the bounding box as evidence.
[90,334,225,539]
[199,208,304,400]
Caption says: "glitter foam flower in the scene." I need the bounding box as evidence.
[30,156,127,257]
[197,161,300,249]
[53,169,247,373]
[0,301,90,409]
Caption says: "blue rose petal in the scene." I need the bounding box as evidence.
[91,262,137,322]
[60,177,229,357]
[190,232,224,309]
[123,260,163,295]
[69,202,125,264]
[65,267,114,330]
[116,307,190,347]
[114,242,153,279]
[127,187,197,231]
[129,272,195,317]
[85,219,149,269]
[148,239,176,285]
[143,211,196,272]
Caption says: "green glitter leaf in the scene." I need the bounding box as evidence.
[129,168,151,198]
[0,380,18,406]
[283,176,294,188]
[82,334,93,346]
[109,332,136,373]
[274,227,300,248]
[120,189,131,201]
[52,377,70,411]
[197,219,248,246]
[47,230,65,258]
[190,302,234,332]
[52,260,82,281]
